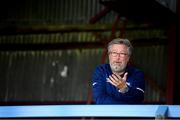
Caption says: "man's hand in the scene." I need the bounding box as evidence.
[107,72,128,93]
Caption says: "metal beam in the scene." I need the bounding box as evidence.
[0,38,167,51]
[100,0,176,25]
[0,24,165,35]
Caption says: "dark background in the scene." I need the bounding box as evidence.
[0,0,178,105]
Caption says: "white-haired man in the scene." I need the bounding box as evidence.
[92,38,145,104]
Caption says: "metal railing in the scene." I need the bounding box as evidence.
[0,105,179,119]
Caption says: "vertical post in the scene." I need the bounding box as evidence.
[166,23,176,104]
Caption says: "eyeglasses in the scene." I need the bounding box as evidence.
[109,52,128,57]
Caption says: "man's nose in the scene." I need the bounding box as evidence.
[116,55,123,60]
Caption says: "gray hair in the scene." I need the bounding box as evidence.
[107,38,133,56]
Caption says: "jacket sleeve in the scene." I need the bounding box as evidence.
[92,66,125,104]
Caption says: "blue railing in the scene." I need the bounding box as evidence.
[0,105,179,119]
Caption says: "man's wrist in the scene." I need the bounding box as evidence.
[118,84,129,93]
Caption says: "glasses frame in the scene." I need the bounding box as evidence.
[109,51,129,58]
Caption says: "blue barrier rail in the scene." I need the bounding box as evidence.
[0,105,179,118]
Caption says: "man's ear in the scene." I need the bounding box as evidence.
[127,56,130,63]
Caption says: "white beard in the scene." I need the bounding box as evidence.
[110,62,126,73]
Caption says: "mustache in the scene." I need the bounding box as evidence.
[112,62,122,65]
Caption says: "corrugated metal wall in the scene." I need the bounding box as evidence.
[0,45,167,103]
[0,0,168,104]
[0,0,116,25]
[0,46,167,103]
[0,49,103,102]
[133,45,167,102]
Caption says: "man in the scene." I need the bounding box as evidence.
[92,38,145,104]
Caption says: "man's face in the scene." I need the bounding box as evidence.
[108,44,130,73]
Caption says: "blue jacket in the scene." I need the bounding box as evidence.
[92,64,145,104]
